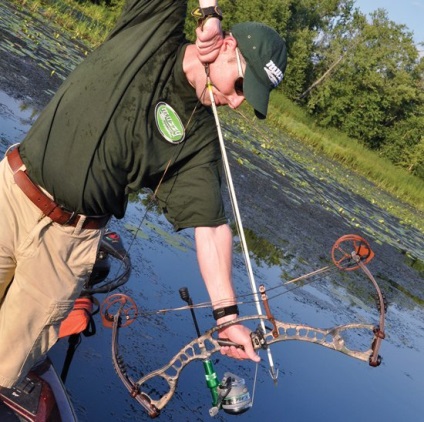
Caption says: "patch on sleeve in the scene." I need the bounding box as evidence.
[155,102,185,144]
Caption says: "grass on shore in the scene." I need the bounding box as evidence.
[15,0,118,45]
[267,93,424,215]
[9,0,424,223]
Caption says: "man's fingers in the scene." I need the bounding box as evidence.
[220,345,261,362]
[244,343,261,363]
[217,338,243,348]
[218,337,261,362]
[195,19,223,63]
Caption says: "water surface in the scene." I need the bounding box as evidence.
[1,2,423,420]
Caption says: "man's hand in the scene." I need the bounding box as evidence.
[195,225,258,361]
[218,322,261,363]
[196,17,224,63]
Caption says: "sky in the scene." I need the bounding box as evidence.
[354,0,424,49]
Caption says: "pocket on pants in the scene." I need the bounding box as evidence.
[47,300,76,325]
[45,299,76,351]
[17,299,77,380]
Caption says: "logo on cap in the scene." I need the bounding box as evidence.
[264,60,284,87]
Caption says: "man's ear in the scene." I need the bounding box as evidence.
[221,35,237,52]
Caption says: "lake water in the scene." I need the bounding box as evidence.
[1,89,424,421]
[1,1,424,420]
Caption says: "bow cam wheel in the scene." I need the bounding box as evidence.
[101,293,138,328]
[331,234,374,271]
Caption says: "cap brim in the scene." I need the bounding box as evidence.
[243,63,270,119]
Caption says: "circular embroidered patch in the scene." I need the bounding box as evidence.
[155,102,185,144]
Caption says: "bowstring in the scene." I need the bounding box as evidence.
[129,242,341,319]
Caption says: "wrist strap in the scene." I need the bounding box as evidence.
[213,304,239,321]
[192,6,223,24]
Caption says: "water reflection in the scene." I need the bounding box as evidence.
[1,57,424,422]
[233,225,286,267]
[68,201,423,422]
[1,81,424,421]
[0,90,38,147]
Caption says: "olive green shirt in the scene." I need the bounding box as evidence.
[20,0,226,230]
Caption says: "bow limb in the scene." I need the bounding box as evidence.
[132,320,224,414]
[265,319,378,363]
[331,235,386,366]
[356,258,386,366]
[110,310,160,417]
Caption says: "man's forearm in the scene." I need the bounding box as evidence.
[195,224,236,311]
[198,0,218,7]
[195,225,261,362]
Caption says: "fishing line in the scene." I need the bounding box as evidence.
[250,360,259,407]
[103,90,208,297]
[199,67,280,379]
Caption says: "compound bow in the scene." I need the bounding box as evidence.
[101,235,386,418]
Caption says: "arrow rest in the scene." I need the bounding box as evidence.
[250,327,267,350]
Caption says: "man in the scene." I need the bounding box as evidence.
[0,0,287,388]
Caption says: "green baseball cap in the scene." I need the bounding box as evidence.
[231,22,287,119]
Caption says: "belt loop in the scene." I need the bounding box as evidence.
[74,215,86,235]
[63,210,77,225]
[6,145,26,174]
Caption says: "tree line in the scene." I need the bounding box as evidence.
[89,0,424,179]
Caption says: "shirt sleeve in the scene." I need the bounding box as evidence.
[107,0,188,40]
[155,159,227,231]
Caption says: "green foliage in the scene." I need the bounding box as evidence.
[12,0,123,45]
[283,0,356,97]
[267,91,424,214]
[223,0,290,35]
[185,0,291,41]
[380,116,424,177]
[283,28,314,98]
[307,9,423,158]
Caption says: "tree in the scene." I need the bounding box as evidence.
[380,115,424,177]
[185,0,291,40]
[283,27,315,98]
[307,9,422,151]
[182,1,424,177]
[282,0,356,98]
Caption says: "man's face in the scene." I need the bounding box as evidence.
[199,47,246,110]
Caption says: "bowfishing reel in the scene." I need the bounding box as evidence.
[209,372,252,417]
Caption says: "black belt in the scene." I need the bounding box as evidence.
[7,148,110,230]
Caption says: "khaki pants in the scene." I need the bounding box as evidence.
[0,156,102,388]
